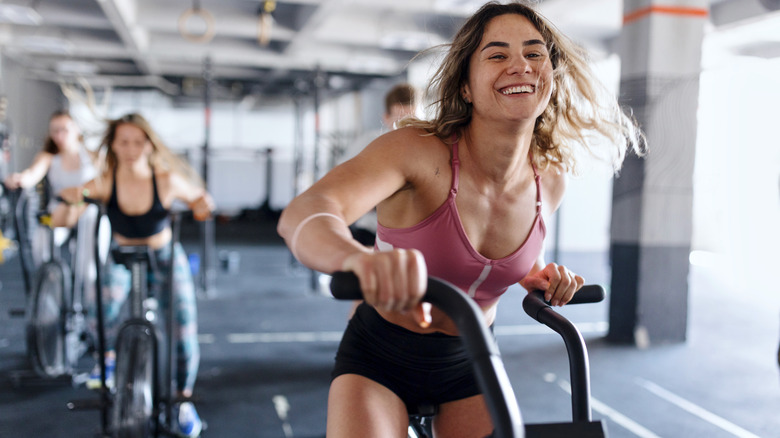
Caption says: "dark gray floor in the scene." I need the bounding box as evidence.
[1,221,778,437]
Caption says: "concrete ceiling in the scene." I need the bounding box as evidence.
[0,0,778,101]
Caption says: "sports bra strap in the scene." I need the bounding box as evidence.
[530,159,542,214]
[450,140,460,195]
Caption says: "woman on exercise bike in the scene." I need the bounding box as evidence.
[3,110,97,265]
[59,112,213,438]
[278,2,644,437]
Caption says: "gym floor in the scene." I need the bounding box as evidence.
[1,219,778,438]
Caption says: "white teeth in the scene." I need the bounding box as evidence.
[502,85,534,95]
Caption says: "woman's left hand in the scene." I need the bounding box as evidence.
[520,263,584,306]
[190,193,215,221]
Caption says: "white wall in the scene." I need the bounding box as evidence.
[693,55,780,291]
[0,55,64,173]
[70,90,302,213]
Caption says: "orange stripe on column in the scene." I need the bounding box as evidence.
[623,5,709,25]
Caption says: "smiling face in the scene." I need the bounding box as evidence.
[461,13,554,127]
[111,123,153,166]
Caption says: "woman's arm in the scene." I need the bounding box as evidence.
[518,164,583,306]
[277,128,431,321]
[277,128,423,273]
[3,152,53,189]
[51,175,109,227]
[167,172,215,221]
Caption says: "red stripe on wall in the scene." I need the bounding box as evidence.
[623,5,709,25]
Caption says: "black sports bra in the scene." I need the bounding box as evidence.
[106,169,170,239]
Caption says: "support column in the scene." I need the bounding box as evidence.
[608,1,707,345]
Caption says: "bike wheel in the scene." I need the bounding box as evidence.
[26,261,71,377]
[113,324,157,438]
[0,191,13,241]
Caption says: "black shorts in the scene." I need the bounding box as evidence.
[331,302,481,413]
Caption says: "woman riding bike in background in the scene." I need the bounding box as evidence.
[59,112,213,438]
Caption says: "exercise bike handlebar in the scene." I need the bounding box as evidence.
[522,286,605,423]
[330,272,605,438]
[330,271,525,438]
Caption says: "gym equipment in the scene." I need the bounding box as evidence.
[6,186,94,383]
[68,202,197,437]
[330,272,608,438]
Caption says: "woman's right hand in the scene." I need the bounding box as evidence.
[341,249,431,327]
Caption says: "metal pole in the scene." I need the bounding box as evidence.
[312,67,323,181]
[262,148,273,212]
[200,56,216,297]
[292,96,303,197]
[309,67,325,292]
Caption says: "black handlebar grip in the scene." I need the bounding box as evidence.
[564,284,605,305]
[55,195,101,206]
[523,285,605,324]
[330,271,364,300]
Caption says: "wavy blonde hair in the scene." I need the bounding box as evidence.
[98,112,203,187]
[401,1,645,174]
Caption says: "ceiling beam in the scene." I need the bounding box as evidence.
[96,0,151,74]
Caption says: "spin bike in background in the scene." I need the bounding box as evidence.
[0,182,15,247]
[69,202,199,438]
[7,183,102,382]
[330,272,609,438]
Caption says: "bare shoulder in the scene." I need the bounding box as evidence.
[366,127,445,154]
[155,169,174,184]
[358,127,450,174]
[158,169,202,204]
[312,127,450,222]
[156,169,181,194]
[32,151,55,165]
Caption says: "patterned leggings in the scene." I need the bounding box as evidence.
[100,242,200,393]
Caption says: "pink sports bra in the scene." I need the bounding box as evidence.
[375,141,546,307]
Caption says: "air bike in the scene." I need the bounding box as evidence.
[330,272,609,438]
[67,197,198,437]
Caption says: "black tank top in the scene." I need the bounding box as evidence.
[106,169,170,239]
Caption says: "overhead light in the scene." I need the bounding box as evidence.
[0,4,42,26]
[328,75,347,90]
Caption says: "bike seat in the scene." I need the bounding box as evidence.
[408,402,438,418]
[111,245,151,268]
